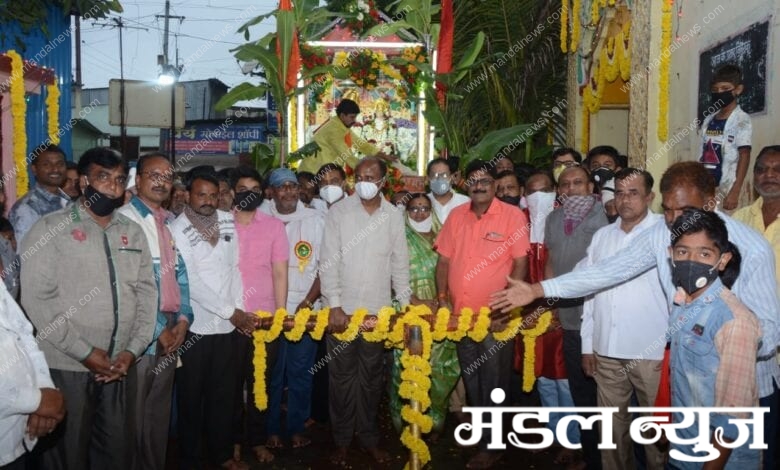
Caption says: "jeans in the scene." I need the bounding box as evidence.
[537,377,580,444]
[267,335,318,436]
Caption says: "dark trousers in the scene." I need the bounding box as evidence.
[562,329,602,470]
[456,335,515,451]
[176,331,239,468]
[133,351,176,470]
[759,382,779,470]
[232,333,279,448]
[38,368,136,470]
[327,334,384,448]
[267,335,318,436]
[310,338,329,423]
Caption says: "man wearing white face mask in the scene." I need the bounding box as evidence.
[319,157,410,466]
[315,163,348,210]
[427,158,469,224]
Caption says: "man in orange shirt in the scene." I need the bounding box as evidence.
[435,159,530,469]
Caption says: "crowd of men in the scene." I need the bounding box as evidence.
[0,137,778,470]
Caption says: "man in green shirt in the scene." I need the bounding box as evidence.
[298,99,393,173]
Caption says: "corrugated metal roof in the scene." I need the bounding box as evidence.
[0,5,72,160]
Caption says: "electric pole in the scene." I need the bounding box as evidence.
[156,1,184,162]
[91,18,147,158]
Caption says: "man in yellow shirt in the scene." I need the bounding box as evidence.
[733,145,780,289]
[732,144,780,470]
[299,99,393,174]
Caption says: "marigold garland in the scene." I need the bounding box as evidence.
[467,307,491,342]
[284,307,310,341]
[570,0,581,52]
[658,0,673,141]
[332,308,367,341]
[450,307,472,341]
[401,427,430,468]
[396,312,433,468]
[492,311,524,342]
[602,37,619,82]
[250,304,550,430]
[560,0,569,53]
[310,307,329,340]
[363,306,393,342]
[252,311,273,410]
[8,50,28,198]
[46,82,60,145]
[519,310,553,392]
[431,307,450,341]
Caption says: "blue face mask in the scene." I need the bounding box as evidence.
[430,178,451,196]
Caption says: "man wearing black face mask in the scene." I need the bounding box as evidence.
[495,170,524,207]
[230,166,289,464]
[21,147,157,470]
[699,64,752,211]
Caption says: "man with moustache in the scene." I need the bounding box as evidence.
[62,161,81,200]
[579,168,667,470]
[435,159,529,469]
[299,99,394,174]
[118,152,193,470]
[733,145,780,470]
[260,168,322,450]
[10,144,70,247]
[169,169,254,470]
[21,147,157,469]
[495,170,524,207]
[492,162,780,468]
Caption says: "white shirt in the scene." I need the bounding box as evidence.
[260,200,325,311]
[0,284,54,465]
[579,212,669,360]
[320,195,410,314]
[699,104,752,191]
[429,191,469,224]
[169,210,244,335]
[309,198,329,213]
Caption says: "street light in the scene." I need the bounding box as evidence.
[159,65,179,164]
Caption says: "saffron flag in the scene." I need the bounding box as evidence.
[435,0,454,108]
[277,0,301,93]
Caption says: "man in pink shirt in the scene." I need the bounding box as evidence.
[436,159,529,469]
[231,166,289,464]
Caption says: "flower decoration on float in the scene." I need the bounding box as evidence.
[396,46,427,98]
[343,0,381,35]
[349,49,382,90]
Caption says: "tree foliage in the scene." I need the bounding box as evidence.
[443,0,566,166]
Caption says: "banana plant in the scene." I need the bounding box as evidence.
[216,0,338,164]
